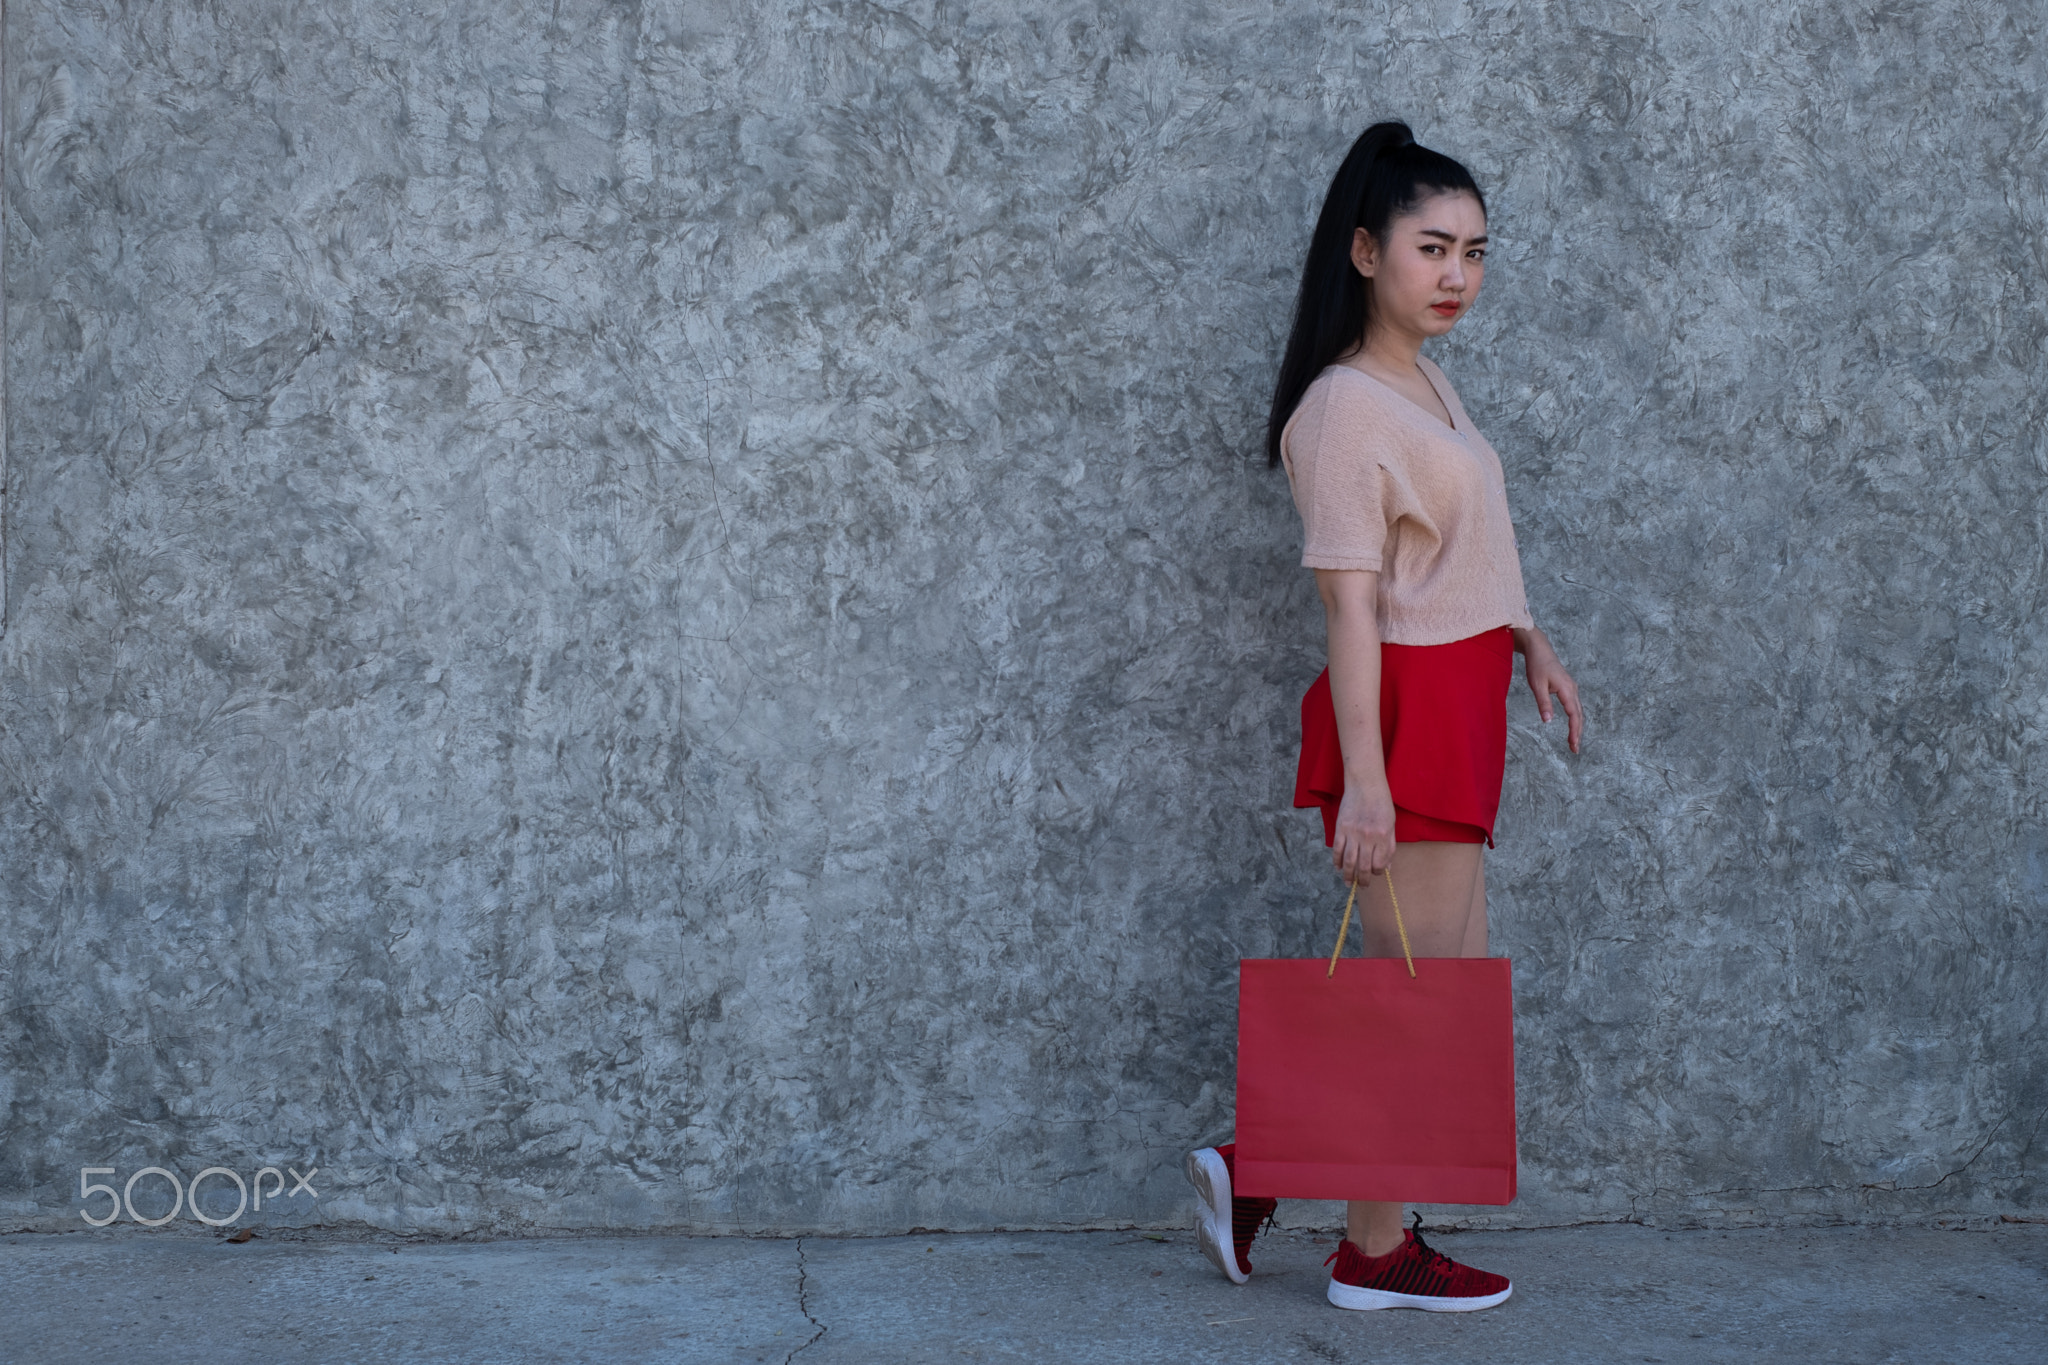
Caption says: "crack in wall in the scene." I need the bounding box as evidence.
[1859,1110,2027,1193]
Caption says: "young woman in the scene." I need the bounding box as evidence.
[1186,122,1584,1311]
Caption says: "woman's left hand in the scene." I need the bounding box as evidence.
[1517,629,1584,753]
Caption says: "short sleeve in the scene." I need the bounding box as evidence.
[1287,378,1390,572]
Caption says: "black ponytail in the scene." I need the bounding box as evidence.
[1264,123,1486,466]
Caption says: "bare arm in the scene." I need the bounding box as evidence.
[1317,569,1397,884]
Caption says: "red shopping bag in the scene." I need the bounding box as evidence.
[1233,886,1518,1205]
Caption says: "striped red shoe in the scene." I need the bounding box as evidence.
[1325,1218,1512,1312]
[1185,1143,1278,1284]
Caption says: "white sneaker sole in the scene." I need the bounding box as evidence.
[1184,1148,1248,1285]
[1326,1278,1513,1312]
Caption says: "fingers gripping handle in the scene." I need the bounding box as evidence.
[1324,870,1417,979]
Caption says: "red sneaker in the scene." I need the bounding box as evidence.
[1324,1219,1512,1311]
[1185,1143,1277,1285]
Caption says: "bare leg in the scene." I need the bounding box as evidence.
[1352,841,1483,956]
[1459,850,1488,959]
[1343,840,1483,1255]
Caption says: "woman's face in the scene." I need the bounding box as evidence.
[1350,190,1488,343]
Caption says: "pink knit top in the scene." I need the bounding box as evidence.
[1279,359,1534,646]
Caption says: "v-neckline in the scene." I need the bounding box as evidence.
[1336,360,1462,437]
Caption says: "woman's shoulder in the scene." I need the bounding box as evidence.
[1293,364,1429,451]
[1299,363,1409,425]
[1285,368,1368,464]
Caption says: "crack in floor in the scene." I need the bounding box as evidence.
[785,1235,826,1363]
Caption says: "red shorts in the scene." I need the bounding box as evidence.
[1293,626,1514,847]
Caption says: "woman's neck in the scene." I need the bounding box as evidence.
[1340,327,1427,383]
[1357,323,1426,375]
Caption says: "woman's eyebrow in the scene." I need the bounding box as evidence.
[1419,228,1488,246]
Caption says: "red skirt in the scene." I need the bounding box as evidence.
[1293,626,1514,847]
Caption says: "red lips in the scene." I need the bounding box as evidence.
[1431,301,1461,316]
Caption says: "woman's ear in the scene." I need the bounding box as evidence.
[1350,227,1378,279]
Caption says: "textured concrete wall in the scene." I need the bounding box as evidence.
[2,0,2043,1236]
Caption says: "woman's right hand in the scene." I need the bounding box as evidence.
[1331,779,1397,885]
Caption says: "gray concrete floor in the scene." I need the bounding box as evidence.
[0,1222,2041,1364]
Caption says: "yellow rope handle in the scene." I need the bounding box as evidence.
[1387,869,1416,978]
[1325,868,1417,979]
[1325,879,1358,977]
